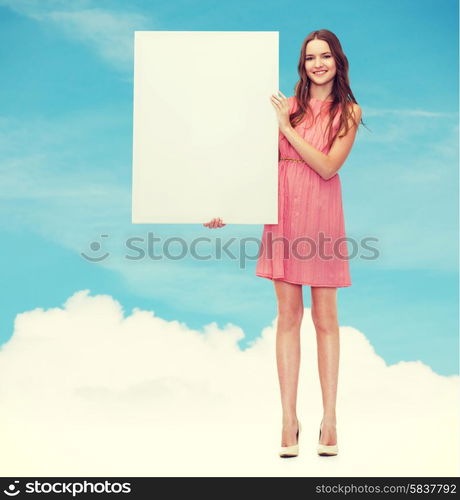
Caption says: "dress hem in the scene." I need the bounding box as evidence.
[255,272,352,288]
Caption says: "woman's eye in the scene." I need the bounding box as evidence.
[305,55,331,60]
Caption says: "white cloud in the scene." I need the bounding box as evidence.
[0,290,457,476]
[0,0,151,71]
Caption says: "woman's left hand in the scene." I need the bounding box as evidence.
[270,91,291,134]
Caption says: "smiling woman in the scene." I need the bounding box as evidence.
[255,29,366,458]
[204,28,366,460]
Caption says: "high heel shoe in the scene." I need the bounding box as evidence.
[317,419,338,456]
[279,420,301,458]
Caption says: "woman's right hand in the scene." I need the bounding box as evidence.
[203,217,226,228]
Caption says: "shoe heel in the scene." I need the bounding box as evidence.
[279,419,301,458]
[317,420,338,456]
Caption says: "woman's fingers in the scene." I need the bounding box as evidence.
[272,90,286,101]
[271,92,287,111]
[209,217,224,228]
[203,217,225,228]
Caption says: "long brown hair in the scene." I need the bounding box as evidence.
[290,29,369,150]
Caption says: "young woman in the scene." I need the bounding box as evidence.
[204,29,363,458]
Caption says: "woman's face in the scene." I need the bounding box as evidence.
[304,39,336,85]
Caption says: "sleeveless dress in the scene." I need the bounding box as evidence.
[255,95,352,287]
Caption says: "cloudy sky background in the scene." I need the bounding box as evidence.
[0,290,458,476]
[0,0,458,476]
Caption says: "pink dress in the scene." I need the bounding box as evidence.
[255,95,352,287]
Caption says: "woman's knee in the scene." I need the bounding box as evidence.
[311,311,338,334]
[277,306,304,329]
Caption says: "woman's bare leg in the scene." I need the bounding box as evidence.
[311,286,339,445]
[273,279,304,447]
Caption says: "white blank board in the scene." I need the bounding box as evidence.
[131,31,279,224]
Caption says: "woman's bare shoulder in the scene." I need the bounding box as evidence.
[351,102,362,121]
[342,101,362,120]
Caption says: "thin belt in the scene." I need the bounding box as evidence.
[279,157,306,163]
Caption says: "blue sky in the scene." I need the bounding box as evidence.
[0,0,458,375]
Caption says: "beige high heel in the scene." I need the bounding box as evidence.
[279,420,301,458]
[317,419,338,456]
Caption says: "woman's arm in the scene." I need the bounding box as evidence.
[281,103,362,180]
